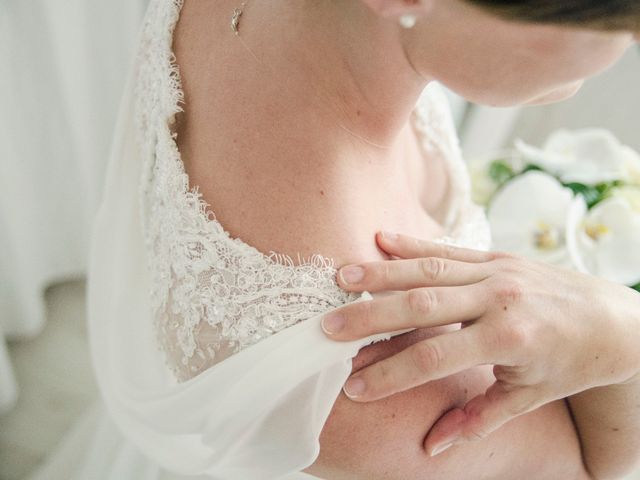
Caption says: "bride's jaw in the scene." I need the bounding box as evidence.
[522,80,586,106]
[360,0,636,108]
[244,0,634,162]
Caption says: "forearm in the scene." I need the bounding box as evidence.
[566,372,640,480]
[565,286,640,480]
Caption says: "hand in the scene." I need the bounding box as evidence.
[320,231,640,455]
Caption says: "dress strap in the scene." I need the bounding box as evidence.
[410,82,492,250]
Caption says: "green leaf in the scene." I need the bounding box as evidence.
[564,181,622,208]
[521,164,544,174]
[489,160,515,185]
[562,181,622,209]
[632,283,640,293]
[563,182,601,208]
[593,181,624,204]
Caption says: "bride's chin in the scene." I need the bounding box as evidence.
[522,80,585,106]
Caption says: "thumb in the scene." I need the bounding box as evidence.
[425,381,541,456]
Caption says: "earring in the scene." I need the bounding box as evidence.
[399,14,417,29]
[231,1,248,35]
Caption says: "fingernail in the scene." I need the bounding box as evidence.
[339,265,365,284]
[430,442,454,457]
[321,313,345,335]
[381,231,398,241]
[343,376,366,398]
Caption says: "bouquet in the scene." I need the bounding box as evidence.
[469,128,640,292]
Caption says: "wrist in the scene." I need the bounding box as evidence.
[622,288,640,384]
[599,284,640,386]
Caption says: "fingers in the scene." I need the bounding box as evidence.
[423,407,467,456]
[341,325,494,402]
[321,284,488,339]
[336,256,493,293]
[424,382,543,456]
[376,231,510,263]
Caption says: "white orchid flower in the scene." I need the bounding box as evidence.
[625,154,640,186]
[514,128,640,185]
[467,149,528,206]
[488,171,576,266]
[612,186,640,212]
[566,186,640,286]
[469,160,500,207]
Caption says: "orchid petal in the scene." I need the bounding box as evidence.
[488,171,574,264]
[568,195,640,285]
[515,129,637,184]
[565,195,590,274]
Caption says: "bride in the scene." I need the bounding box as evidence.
[35,0,640,479]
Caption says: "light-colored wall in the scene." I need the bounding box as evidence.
[506,46,639,152]
[454,46,640,160]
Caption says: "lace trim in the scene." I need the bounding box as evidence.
[134,0,490,382]
[411,84,492,250]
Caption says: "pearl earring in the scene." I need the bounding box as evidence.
[399,14,417,29]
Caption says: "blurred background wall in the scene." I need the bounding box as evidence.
[0,0,148,414]
[459,45,640,160]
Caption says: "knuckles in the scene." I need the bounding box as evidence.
[488,250,517,261]
[410,340,443,375]
[376,359,394,386]
[490,252,528,275]
[377,261,393,285]
[460,402,493,441]
[419,256,447,282]
[437,243,459,260]
[407,288,437,320]
[353,299,375,333]
[363,359,397,400]
[491,273,526,306]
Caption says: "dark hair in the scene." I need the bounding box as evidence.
[464,0,640,31]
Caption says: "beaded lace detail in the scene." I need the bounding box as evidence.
[134,0,491,382]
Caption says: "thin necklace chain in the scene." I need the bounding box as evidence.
[230,1,394,150]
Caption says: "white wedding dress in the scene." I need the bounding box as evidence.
[29,0,490,478]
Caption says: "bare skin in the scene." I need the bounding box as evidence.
[308,327,589,479]
[171,1,449,266]
[171,2,596,478]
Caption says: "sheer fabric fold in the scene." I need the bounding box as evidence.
[85,1,490,476]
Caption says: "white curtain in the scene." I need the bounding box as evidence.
[0,0,148,413]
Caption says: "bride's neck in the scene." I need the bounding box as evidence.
[228,0,432,167]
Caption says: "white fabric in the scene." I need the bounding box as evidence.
[137,0,489,385]
[0,0,148,413]
[87,41,410,478]
[29,0,490,478]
